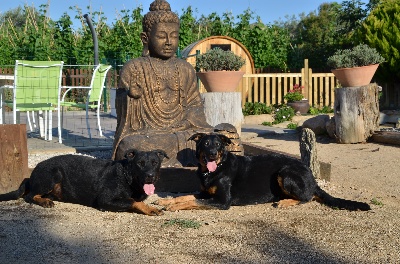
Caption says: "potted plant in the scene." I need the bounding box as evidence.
[327,44,385,87]
[196,48,246,92]
[284,84,310,114]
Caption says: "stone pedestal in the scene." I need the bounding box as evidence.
[201,92,243,136]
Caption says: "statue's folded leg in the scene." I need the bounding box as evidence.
[114,131,198,167]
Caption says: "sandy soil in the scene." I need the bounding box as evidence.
[1,131,399,264]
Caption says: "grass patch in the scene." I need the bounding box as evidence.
[162,218,202,229]
[287,123,298,129]
[261,121,273,126]
[370,198,384,207]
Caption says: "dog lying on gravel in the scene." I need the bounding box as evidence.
[157,133,371,211]
[0,149,168,215]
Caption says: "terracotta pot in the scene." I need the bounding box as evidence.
[331,64,379,87]
[287,100,310,114]
[196,71,245,92]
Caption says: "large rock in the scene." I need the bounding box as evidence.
[326,117,336,139]
[302,115,331,135]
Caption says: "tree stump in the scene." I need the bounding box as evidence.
[201,92,243,136]
[334,83,379,143]
[299,128,320,179]
[0,124,29,194]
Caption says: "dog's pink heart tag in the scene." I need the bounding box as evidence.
[207,161,217,172]
[143,184,155,195]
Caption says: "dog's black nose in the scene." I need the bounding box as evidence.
[145,173,156,183]
[209,149,217,156]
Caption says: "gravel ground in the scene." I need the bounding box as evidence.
[1,132,399,264]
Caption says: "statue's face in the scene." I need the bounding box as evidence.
[147,22,179,59]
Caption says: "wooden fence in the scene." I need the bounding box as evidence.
[3,61,398,109]
[241,59,337,108]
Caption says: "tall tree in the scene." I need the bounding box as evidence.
[178,6,197,50]
[246,21,290,69]
[53,13,77,64]
[291,2,342,69]
[337,0,367,46]
[106,6,143,65]
[356,0,400,83]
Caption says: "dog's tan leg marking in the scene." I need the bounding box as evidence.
[156,195,196,206]
[277,176,291,197]
[32,195,55,208]
[276,199,301,208]
[166,200,202,211]
[207,186,217,195]
[131,201,163,216]
[50,183,63,200]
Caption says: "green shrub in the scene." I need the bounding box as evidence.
[242,102,273,116]
[196,48,246,71]
[309,106,334,115]
[327,44,385,69]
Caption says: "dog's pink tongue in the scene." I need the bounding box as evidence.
[143,184,155,195]
[207,161,217,172]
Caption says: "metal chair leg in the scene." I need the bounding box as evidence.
[48,110,52,141]
[86,104,92,140]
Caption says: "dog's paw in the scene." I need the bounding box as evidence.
[165,204,180,212]
[36,198,55,208]
[155,198,175,206]
[275,199,301,208]
[148,206,164,216]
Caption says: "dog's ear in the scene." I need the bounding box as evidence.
[124,149,139,160]
[217,134,232,146]
[188,133,207,143]
[154,149,169,160]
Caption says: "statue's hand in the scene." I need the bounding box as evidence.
[170,120,191,131]
[128,83,142,99]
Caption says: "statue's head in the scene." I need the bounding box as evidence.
[141,0,180,59]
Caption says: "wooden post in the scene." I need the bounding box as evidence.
[0,124,29,194]
[334,83,379,143]
[201,92,243,136]
[302,59,309,100]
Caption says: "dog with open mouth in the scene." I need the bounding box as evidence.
[0,149,168,215]
[157,133,371,211]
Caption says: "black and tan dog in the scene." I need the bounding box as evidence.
[157,133,370,211]
[0,149,168,215]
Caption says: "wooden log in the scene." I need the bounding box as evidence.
[0,124,29,194]
[299,128,320,179]
[334,83,379,143]
[201,92,243,136]
[371,131,400,145]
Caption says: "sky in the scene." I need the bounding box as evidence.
[1,0,346,27]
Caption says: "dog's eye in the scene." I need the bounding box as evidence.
[151,160,158,166]
[138,160,146,167]
[204,141,210,146]
[215,142,221,147]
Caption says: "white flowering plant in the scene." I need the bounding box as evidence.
[273,105,295,123]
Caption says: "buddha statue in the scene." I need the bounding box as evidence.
[112,0,214,166]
